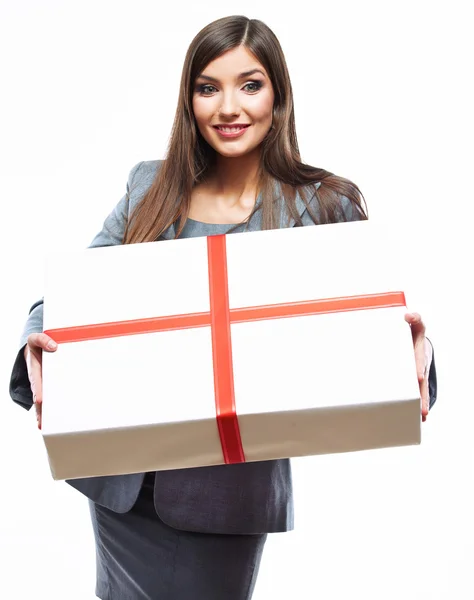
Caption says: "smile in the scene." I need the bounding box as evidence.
[213,125,251,138]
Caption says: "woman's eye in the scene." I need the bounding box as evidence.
[197,81,263,95]
[199,84,217,95]
[243,81,263,93]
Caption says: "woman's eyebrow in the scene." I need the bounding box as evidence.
[196,68,266,83]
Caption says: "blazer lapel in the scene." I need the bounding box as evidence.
[159,222,177,240]
[247,181,321,232]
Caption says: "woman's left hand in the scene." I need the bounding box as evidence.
[405,312,433,422]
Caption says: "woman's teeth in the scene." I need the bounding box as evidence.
[216,126,248,132]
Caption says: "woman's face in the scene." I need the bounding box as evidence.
[192,46,275,159]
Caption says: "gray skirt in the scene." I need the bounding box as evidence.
[89,472,267,600]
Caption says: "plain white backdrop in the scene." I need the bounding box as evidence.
[0,1,472,598]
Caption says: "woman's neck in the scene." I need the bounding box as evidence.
[209,149,261,200]
[188,149,262,224]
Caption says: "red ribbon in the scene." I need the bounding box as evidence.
[207,235,244,463]
[45,235,406,465]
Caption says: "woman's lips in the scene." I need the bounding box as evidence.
[213,124,251,138]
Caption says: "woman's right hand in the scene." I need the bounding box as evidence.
[24,333,58,430]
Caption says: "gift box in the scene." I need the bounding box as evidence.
[41,221,421,480]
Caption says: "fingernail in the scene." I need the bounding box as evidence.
[47,340,57,350]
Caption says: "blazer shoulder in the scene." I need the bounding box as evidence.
[133,159,163,182]
[298,182,365,225]
[88,160,163,248]
[128,159,163,210]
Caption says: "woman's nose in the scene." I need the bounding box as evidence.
[218,92,240,118]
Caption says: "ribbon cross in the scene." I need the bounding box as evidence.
[45,236,406,464]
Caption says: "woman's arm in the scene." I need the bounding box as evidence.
[8,161,145,411]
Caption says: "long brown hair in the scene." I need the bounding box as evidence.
[124,15,367,244]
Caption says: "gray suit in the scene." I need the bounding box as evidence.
[9,160,438,537]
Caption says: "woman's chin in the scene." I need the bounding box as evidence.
[217,150,248,159]
[210,143,260,159]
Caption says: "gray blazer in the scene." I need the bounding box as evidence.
[9,160,438,534]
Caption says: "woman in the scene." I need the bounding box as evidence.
[9,15,437,600]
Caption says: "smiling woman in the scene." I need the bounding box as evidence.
[122,15,369,239]
[193,52,274,151]
[190,47,275,221]
[10,13,438,600]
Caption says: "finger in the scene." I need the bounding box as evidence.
[27,332,58,352]
[420,373,429,422]
[32,380,43,407]
[404,312,426,335]
[26,358,42,402]
[414,335,427,382]
[25,347,44,408]
[25,335,57,432]
[25,333,58,401]
[35,398,42,430]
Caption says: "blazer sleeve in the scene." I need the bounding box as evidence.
[427,339,438,410]
[8,161,144,411]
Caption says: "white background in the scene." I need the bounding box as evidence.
[0,1,472,598]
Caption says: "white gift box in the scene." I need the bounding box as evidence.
[42,221,421,480]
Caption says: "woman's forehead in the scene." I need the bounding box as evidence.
[198,47,267,80]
